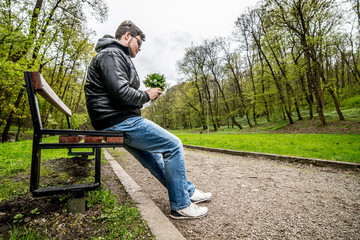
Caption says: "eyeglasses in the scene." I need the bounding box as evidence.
[131,34,142,48]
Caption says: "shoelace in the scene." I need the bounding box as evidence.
[189,203,199,211]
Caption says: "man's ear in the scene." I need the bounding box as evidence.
[124,32,131,41]
[117,32,131,46]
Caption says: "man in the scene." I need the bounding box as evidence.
[85,20,211,219]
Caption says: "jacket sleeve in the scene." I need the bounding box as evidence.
[98,51,150,107]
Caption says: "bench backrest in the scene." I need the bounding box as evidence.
[24,71,72,131]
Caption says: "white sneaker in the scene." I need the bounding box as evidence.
[170,203,208,219]
[190,189,212,203]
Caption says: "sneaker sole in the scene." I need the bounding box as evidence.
[190,195,212,204]
[169,211,208,220]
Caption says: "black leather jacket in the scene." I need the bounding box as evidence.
[85,35,150,130]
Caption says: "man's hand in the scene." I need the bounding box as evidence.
[146,88,162,101]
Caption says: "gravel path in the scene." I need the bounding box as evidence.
[110,148,360,240]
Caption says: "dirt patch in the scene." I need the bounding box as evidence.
[109,148,360,240]
[272,120,360,134]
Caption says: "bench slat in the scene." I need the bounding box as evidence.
[59,135,124,144]
[84,136,104,143]
[106,137,124,143]
[31,72,72,117]
[59,136,81,143]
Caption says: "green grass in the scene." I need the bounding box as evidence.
[0,137,68,179]
[0,140,32,179]
[87,189,153,240]
[171,131,360,163]
[0,137,70,201]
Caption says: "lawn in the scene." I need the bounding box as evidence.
[170,131,360,163]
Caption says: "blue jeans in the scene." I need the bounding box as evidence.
[104,117,195,210]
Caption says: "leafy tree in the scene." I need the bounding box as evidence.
[146,0,359,130]
[0,0,107,142]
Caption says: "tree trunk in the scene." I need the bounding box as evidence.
[299,73,313,119]
[281,107,286,120]
[317,61,346,122]
[31,0,63,64]
[208,101,217,132]
[259,56,270,122]
[230,115,243,130]
[245,112,253,128]
[2,88,25,142]
[216,66,243,129]
[252,103,257,126]
[286,83,302,120]
[15,125,21,142]
[328,88,345,121]
[304,50,326,125]
[264,100,270,122]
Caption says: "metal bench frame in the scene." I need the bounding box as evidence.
[24,71,124,197]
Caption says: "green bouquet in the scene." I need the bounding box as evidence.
[143,73,167,91]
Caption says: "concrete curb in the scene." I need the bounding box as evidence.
[104,150,185,240]
[183,145,360,171]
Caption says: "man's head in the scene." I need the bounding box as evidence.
[115,20,145,58]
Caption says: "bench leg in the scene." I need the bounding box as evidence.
[95,147,101,184]
[30,134,41,192]
[67,189,86,214]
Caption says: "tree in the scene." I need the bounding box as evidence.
[178,46,207,129]
[146,0,359,131]
[203,38,243,129]
[1,0,108,142]
[236,9,294,124]
[265,0,345,125]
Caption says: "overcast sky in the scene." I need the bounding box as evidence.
[88,0,258,89]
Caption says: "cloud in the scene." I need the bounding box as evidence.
[134,30,195,89]
[87,0,258,90]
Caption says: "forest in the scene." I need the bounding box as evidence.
[0,0,108,142]
[143,0,360,130]
[1,0,359,142]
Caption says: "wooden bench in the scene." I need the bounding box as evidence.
[24,71,124,197]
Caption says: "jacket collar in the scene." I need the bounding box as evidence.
[107,41,131,56]
[95,35,130,56]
